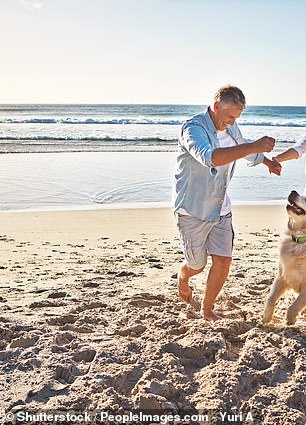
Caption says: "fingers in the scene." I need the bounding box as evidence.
[264,136,276,152]
[254,136,276,153]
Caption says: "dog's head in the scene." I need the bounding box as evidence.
[287,191,306,217]
[286,190,306,235]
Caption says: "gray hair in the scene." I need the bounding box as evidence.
[214,85,246,109]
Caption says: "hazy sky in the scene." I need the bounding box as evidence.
[1,0,306,104]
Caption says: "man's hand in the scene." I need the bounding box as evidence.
[252,136,276,153]
[264,157,282,176]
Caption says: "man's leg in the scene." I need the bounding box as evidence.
[178,261,204,302]
[176,213,210,303]
[202,254,232,321]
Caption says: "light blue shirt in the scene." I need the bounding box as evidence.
[172,108,264,221]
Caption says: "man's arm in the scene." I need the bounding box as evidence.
[211,136,275,166]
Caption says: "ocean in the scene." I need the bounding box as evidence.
[0,104,305,211]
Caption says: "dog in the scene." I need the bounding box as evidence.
[263,190,306,325]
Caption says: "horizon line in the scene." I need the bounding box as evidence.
[1,102,306,108]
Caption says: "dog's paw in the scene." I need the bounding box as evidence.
[262,308,273,324]
[286,310,297,326]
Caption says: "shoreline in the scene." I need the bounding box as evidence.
[0,199,289,214]
[0,204,288,245]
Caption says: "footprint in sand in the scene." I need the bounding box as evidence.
[116,271,138,277]
[0,235,15,242]
[61,324,96,334]
[72,348,96,363]
[117,324,147,337]
[245,278,273,296]
[70,301,107,314]
[17,358,42,372]
[133,377,178,410]
[29,300,65,309]
[161,331,227,369]
[169,325,188,336]
[47,314,78,326]
[55,365,85,384]
[83,280,100,288]
[9,335,39,349]
[47,291,67,299]
[127,293,167,308]
[54,332,75,346]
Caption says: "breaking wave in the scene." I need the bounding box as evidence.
[1,117,306,127]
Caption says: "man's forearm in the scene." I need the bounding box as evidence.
[211,143,256,166]
[211,136,275,166]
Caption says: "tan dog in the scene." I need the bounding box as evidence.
[263,190,306,325]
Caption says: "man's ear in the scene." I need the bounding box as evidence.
[213,101,219,113]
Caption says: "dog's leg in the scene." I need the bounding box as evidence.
[262,275,286,323]
[287,291,306,325]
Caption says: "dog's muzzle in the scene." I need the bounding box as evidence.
[287,190,306,216]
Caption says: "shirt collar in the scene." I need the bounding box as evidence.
[203,107,218,136]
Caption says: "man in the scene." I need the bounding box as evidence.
[173,85,281,322]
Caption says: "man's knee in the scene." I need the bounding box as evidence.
[182,261,204,276]
[188,265,204,275]
[211,255,232,269]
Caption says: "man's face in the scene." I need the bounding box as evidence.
[213,101,243,131]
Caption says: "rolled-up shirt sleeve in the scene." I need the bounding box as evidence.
[245,151,265,166]
[292,135,306,158]
[180,123,216,168]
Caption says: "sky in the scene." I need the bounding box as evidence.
[1,0,306,105]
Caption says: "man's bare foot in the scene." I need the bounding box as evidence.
[202,310,222,322]
[178,275,192,303]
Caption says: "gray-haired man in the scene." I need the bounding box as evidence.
[173,85,281,321]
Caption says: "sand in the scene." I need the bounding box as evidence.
[0,206,305,424]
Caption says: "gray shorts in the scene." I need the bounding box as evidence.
[176,212,234,270]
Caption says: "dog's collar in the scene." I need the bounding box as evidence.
[292,235,306,243]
